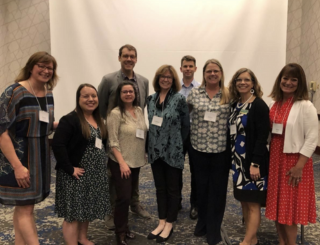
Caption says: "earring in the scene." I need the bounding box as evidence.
[250,88,254,94]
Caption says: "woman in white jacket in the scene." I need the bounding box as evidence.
[266,63,317,245]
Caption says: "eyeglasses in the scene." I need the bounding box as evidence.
[121,54,136,60]
[205,70,221,74]
[235,78,252,83]
[160,75,173,81]
[36,64,53,71]
[121,90,134,94]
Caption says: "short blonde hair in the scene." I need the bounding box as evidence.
[152,65,181,92]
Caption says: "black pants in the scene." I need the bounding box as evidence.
[151,158,182,223]
[191,147,229,245]
[108,158,140,234]
[179,133,197,207]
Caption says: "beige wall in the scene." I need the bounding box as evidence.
[0,0,50,93]
[1,0,320,144]
[287,0,320,146]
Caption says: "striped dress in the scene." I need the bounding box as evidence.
[0,83,54,206]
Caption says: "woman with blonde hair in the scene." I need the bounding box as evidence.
[187,59,230,245]
[228,68,269,245]
[146,65,189,243]
[0,51,58,245]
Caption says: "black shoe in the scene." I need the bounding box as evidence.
[178,203,182,210]
[189,206,198,220]
[147,230,162,240]
[156,228,173,243]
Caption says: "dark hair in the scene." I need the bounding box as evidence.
[228,68,263,101]
[269,63,309,102]
[119,44,137,58]
[15,51,59,90]
[152,65,181,92]
[111,81,139,117]
[76,84,107,139]
[181,55,196,66]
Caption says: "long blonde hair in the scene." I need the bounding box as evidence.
[201,59,229,104]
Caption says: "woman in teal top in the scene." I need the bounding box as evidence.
[146,65,189,243]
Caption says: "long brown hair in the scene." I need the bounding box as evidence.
[269,63,309,102]
[228,68,263,102]
[201,59,229,104]
[15,51,59,90]
[76,84,107,139]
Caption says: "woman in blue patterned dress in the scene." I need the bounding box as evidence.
[0,52,58,245]
[228,68,269,245]
[53,84,111,245]
[146,65,190,243]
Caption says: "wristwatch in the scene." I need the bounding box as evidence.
[251,162,260,168]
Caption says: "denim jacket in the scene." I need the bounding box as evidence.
[147,90,190,169]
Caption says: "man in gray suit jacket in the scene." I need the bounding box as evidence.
[98,45,149,118]
[98,44,150,229]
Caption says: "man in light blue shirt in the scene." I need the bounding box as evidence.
[179,55,200,220]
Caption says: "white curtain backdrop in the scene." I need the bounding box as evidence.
[50,0,287,119]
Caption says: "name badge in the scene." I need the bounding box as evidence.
[240,109,248,114]
[152,116,163,127]
[95,138,102,149]
[230,124,237,135]
[136,129,144,139]
[39,110,49,123]
[272,123,283,135]
[204,111,217,122]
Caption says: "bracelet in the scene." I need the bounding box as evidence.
[251,162,260,168]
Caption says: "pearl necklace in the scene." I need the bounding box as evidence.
[236,94,253,109]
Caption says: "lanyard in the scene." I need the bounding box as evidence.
[272,97,293,124]
[27,80,48,111]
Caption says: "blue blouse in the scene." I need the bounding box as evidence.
[146,90,190,169]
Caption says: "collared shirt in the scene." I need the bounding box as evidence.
[121,71,140,105]
[187,86,230,153]
[179,79,200,98]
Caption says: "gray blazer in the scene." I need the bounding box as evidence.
[98,70,149,118]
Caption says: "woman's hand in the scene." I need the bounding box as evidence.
[14,165,30,188]
[73,167,85,180]
[119,162,131,179]
[286,165,303,187]
[250,165,260,181]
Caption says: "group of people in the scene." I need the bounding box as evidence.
[0,44,317,245]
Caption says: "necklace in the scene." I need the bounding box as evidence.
[236,94,253,109]
[27,80,48,110]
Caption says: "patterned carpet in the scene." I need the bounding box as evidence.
[0,153,319,245]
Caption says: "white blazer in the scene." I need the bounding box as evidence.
[269,100,318,158]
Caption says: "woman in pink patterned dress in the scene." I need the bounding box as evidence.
[266,63,317,245]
